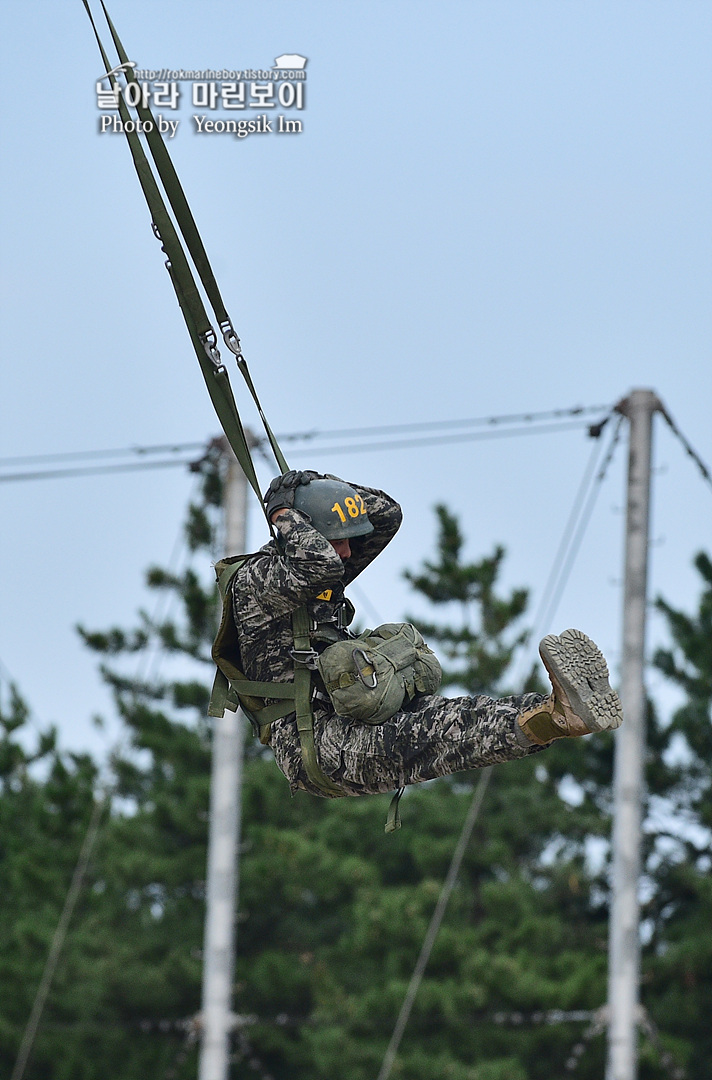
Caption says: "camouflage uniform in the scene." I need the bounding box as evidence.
[232,482,544,798]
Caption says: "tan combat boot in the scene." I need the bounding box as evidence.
[518,628,623,746]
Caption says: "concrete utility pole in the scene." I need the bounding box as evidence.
[606,389,661,1080]
[199,443,248,1080]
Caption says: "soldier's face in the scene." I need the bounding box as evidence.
[330,538,351,561]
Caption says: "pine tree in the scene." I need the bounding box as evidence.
[315,504,619,1080]
[0,682,99,1080]
[13,481,706,1078]
[643,552,712,1078]
[403,504,533,694]
[66,490,615,1080]
[68,443,227,1079]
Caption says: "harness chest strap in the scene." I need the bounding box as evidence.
[210,567,401,825]
[209,555,345,796]
[209,618,344,799]
[290,605,346,798]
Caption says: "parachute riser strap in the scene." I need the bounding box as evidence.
[91,1,289,477]
[82,1,211,341]
[169,266,276,534]
[233,355,289,475]
[83,1,289,504]
[81,0,279,530]
[98,0,229,328]
[167,266,280,538]
[291,607,345,798]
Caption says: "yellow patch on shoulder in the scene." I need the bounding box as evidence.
[316,589,333,601]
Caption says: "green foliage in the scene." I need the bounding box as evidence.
[0,449,225,1080]
[645,551,712,1077]
[403,505,537,695]
[0,683,100,1080]
[654,552,712,792]
[4,466,709,1079]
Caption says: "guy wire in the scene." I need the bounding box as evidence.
[376,769,492,1080]
[657,404,712,496]
[512,413,624,688]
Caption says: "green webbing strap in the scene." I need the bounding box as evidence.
[86,1,289,478]
[82,0,271,510]
[82,2,209,333]
[212,557,342,794]
[230,355,289,477]
[208,667,231,718]
[99,0,229,327]
[385,788,404,833]
[291,607,345,798]
[208,666,295,724]
[230,680,296,700]
[173,267,265,507]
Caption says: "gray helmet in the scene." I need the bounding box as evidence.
[293,478,374,540]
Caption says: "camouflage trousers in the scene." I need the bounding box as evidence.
[269,691,546,798]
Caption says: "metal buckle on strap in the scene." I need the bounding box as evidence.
[199,328,225,372]
[290,648,320,670]
[335,598,355,630]
[219,318,243,359]
[352,648,377,688]
[311,602,353,633]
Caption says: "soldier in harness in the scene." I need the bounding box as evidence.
[81,6,623,818]
[226,470,624,805]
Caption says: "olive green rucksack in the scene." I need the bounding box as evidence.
[317,623,442,724]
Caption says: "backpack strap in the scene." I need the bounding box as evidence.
[208,666,297,741]
[209,554,288,741]
[210,557,345,796]
[291,606,345,798]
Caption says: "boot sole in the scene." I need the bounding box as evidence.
[538,628,623,733]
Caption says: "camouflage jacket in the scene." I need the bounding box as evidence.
[231,482,402,692]
[230,485,542,800]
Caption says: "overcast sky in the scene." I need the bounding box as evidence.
[1,1,710,760]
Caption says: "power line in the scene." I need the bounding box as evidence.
[0,442,206,468]
[0,423,593,483]
[376,768,491,1080]
[277,404,610,444]
[0,404,611,483]
[279,420,595,459]
[507,431,607,688]
[515,413,624,681]
[10,477,203,1078]
[657,404,712,496]
[0,457,197,485]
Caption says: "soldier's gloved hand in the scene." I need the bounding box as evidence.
[264,470,321,518]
